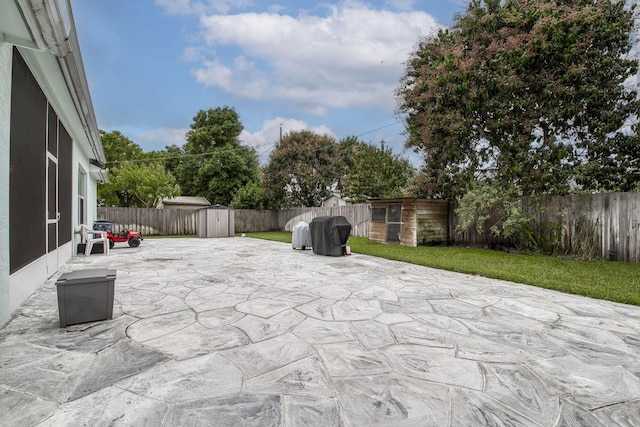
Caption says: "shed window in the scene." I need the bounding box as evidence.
[372,208,386,223]
[387,203,402,223]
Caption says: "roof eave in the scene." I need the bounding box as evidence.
[22,0,105,165]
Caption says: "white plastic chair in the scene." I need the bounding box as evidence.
[81,224,109,256]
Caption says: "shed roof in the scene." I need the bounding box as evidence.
[367,197,449,203]
[161,196,211,206]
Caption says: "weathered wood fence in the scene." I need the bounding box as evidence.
[98,192,640,261]
[97,205,372,238]
[234,205,371,238]
[97,207,198,236]
[450,192,640,262]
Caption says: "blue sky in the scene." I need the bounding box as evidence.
[71,0,467,164]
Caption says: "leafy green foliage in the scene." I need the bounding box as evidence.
[577,121,640,192]
[98,130,180,207]
[399,0,639,253]
[104,161,180,208]
[184,107,244,153]
[230,181,266,209]
[173,107,261,205]
[100,130,143,167]
[455,181,526,238]
[263,130,343,208]
[398,0,639,200]
[339,138,415,202]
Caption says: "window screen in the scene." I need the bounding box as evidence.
[372,208,386,223]
[387,203,402,223]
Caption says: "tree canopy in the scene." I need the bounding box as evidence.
[100,130,144,168]
[98,130,180,207]
[397,0,639,200]
[172,107,261,205]
[101,161,180,208]
[339,137,415,202]
[263,130,344,208]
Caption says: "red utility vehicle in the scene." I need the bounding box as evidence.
[93,220,143,249]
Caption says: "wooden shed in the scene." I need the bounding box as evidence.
[368,198,449,247]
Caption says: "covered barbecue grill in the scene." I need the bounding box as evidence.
[292,221,312,250]
[309,216,351,256]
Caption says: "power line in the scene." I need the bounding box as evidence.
[380,44,415,64]
[356,120,403,138]
[105,142,274,165]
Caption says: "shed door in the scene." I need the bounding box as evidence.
[386,203,402,243]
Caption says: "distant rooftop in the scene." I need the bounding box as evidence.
[160,196,210,206]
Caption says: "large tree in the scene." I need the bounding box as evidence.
[263,130,343,208]
[102,161,180,208]
[339,137,415,202]
[173,107,260,205]
[397,0,638,200]
[100,130,144,167]
[98,130,180,207]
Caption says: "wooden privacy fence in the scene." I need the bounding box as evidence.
[97,204,372,238]
[99,192,640,261]
[97,207,198,236]
[234,205,371,238]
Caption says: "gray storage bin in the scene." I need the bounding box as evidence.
[56,269,116,327]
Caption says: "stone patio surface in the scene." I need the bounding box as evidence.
[1,237,640,426]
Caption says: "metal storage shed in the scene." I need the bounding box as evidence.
[196,205,235,238]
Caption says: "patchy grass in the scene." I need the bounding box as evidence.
[243,232,640,306]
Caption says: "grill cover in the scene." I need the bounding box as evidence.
[292,221,312,250]
[309,216,351,256]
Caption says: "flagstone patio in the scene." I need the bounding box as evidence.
[1,237,639,426]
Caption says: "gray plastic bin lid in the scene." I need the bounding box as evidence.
[56,269,116,285]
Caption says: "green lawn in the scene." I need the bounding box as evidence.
[242,231,640,306]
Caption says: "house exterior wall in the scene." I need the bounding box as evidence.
[322,195,348,208]
[1,1,105,326]
[0,43,12,325]
[73,135,98,248]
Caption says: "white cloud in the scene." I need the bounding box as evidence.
[188,3,440,115]
[191,58,234,90]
